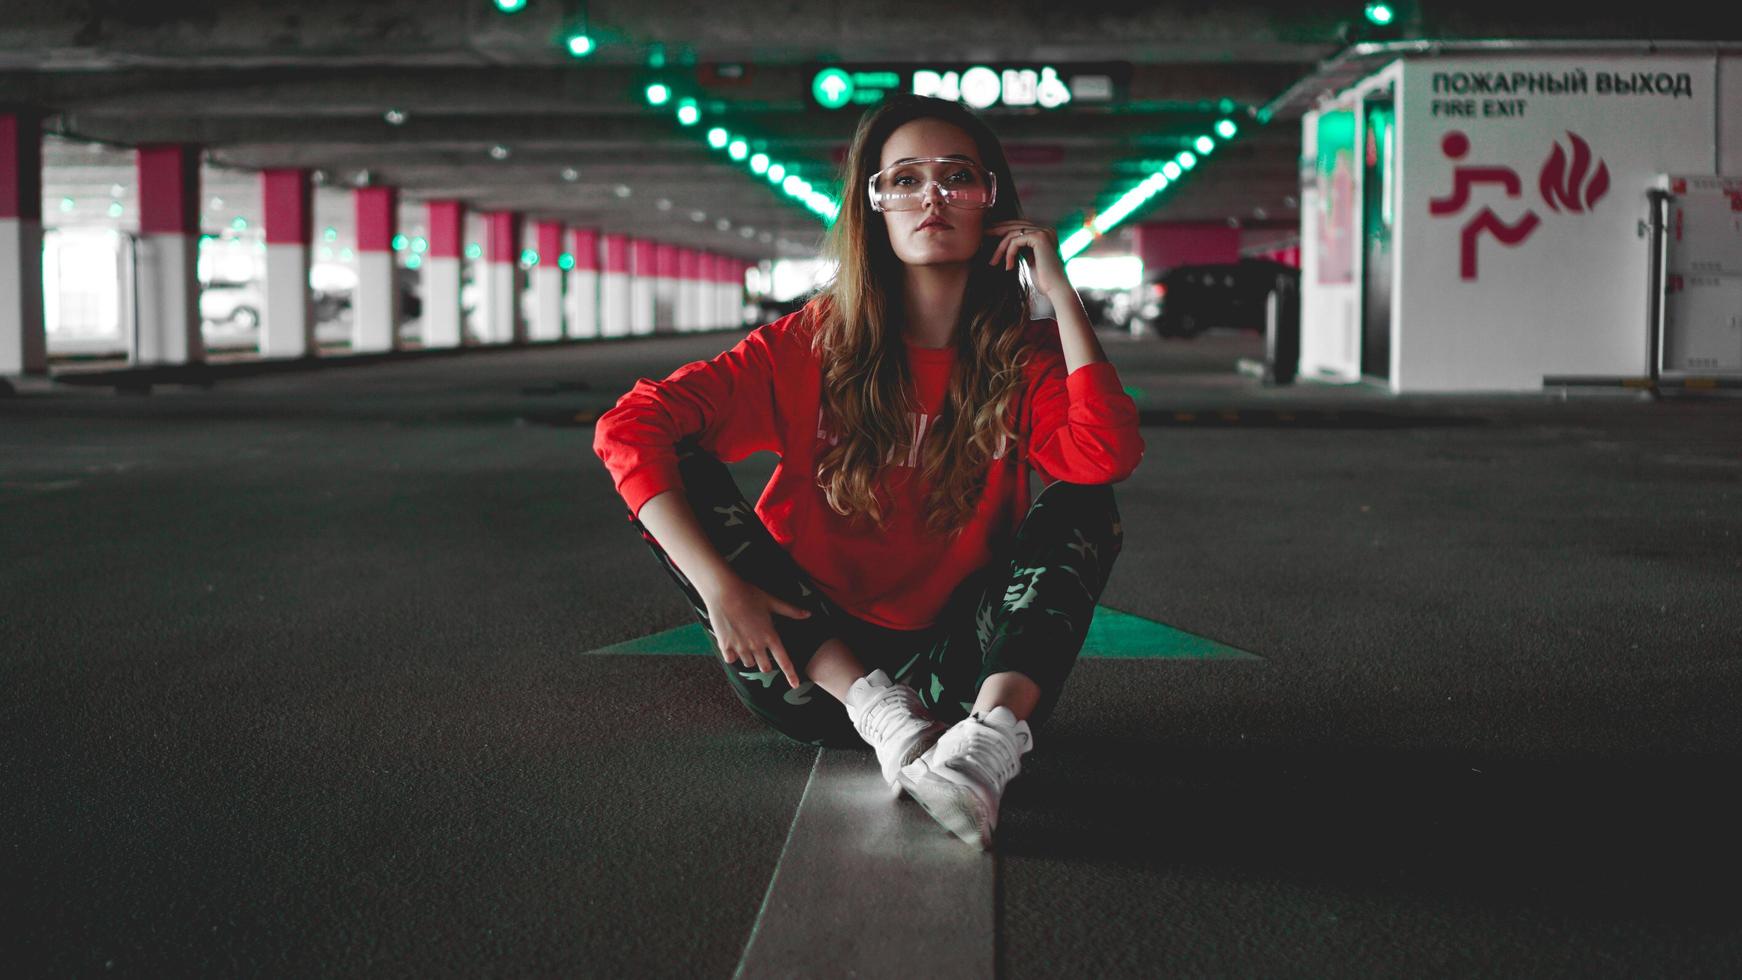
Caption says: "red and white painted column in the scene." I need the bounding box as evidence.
[710,252,731,328]
[721,257,744,328]
[601,233,630,338]
[531,220,565,342]
[709,254,725,327]
[260,168,313,358]
[422,200,465,349]
[482,211,524,345]
[653,242,678,333]
[352,186,400,353]
[566,227,599,339]
[697,253,716,331]
[676,248,700,332]
[0,111,46,376]
[135,144,204,366]
[629,238,656,336]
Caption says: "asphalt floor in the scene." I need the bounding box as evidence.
[3,326,1740,977]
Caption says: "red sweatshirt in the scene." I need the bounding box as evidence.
[592,302,1144,631]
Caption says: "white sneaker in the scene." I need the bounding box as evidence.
[844,669,949,790]
[897,705,1033,850]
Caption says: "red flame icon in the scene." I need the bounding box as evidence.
[1539,132,1610,213]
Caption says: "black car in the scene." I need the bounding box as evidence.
[1137,258,1298,338]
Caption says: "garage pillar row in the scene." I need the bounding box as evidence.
[136,144,204,367]
[601,233,630,338]
[0,111,45,377]
[423,200,464,349]
[567,228,600,340]
[532,220,564,342]
[352,186,399,353]
[261,169,313,358]
[482,211,523,345]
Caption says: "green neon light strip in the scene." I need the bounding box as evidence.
[1059,114,1256,262]
[657,83,840,225]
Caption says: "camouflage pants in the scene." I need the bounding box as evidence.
[625,436,1124,749]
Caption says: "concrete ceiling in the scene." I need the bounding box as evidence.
[5,1,1739,260]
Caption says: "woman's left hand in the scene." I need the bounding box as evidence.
[986,220,1070,299]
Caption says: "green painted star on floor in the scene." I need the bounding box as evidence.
[580,604,1261,660]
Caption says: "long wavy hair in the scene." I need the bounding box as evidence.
[807,94,1034,539]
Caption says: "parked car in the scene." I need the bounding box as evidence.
[200,280,262,329]
[752,291,815,324]
[1135,258,1298,338]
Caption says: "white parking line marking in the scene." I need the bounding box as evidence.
[733,748,995,979]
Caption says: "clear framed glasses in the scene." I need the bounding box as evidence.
[867,157,998,212]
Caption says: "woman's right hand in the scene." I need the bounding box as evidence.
[700,576,813,689]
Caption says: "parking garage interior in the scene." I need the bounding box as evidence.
[4,3,1742,977]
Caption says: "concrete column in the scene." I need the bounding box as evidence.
[483,211,524,345]
[0,111,46,376]
[710,255,725,327]
[352,186,399,353]
[724,258,745,328]
[696,253,715,331]
[260,168,313,359]
[566,227,599,339]
[531,220,564,342]
[677,248,702,332]
[671,246,689,332]
[601,233,630,338]
[629,238,655,336]
[652,242,677,333]
[422,200,464,349]
[134,144,204,366]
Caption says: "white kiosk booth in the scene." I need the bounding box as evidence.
[1275,42,1742,393]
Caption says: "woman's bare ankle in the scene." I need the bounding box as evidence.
[806,636,869,703]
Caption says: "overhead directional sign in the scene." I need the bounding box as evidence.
[807,62,1130,111]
